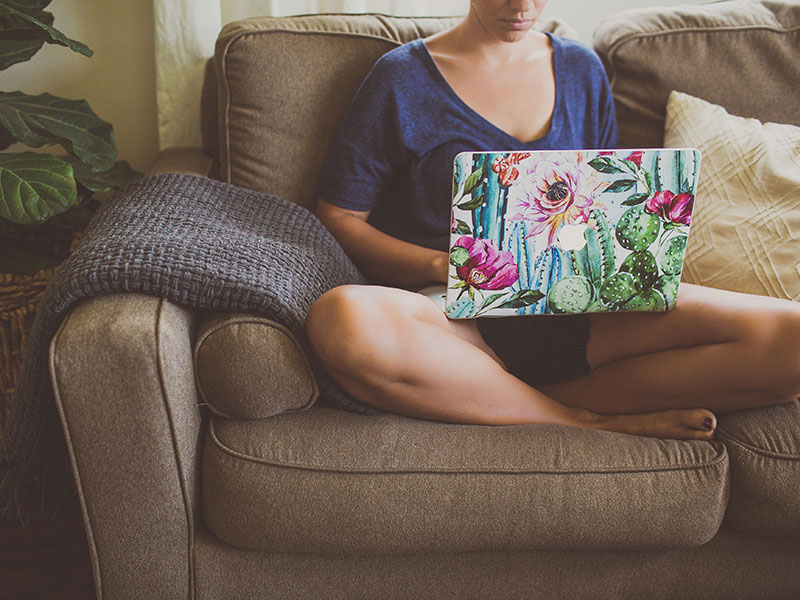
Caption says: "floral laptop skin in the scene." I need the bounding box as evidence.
[444,148,701,318]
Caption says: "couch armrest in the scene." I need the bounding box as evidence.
[50,294,202,600]
[149,146,217,178]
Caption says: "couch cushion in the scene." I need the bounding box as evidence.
[593,0,800,148]
[213,14,577,211]
[202,406,729,555]
[193,312,318,419]
[664,91,800,300]
[717,400,800,537]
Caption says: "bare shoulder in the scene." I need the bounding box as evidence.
[422,27,459,61]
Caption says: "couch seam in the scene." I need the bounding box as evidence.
[603,24,800,86]
[154,298,196,600]
[208,418,728,476]
[717,427,800,461]
[193,316,319,414]
[49,309,104,600]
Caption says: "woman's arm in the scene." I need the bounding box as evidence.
[317,198,448,288]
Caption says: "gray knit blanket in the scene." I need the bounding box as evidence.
[0,173,370,522]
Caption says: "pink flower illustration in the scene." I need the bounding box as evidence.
[491,152,531,187]
[507,153,604,247]
[625,151,644,168]
[645,190,693,225]
[452,236,519,291]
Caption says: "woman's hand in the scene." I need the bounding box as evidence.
[316,197,449,288]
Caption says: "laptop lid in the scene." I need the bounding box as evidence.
[445,148,701,318]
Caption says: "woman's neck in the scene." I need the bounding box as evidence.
[427,15,548,68]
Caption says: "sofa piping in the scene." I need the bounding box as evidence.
[154,297,196,600]
[717,426,800,461]
[49,309,104,600]
[192,315,319,417]
[208,417,728,476]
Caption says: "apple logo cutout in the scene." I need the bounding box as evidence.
[558,223,589,251]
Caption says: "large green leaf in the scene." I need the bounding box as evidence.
[0,125,15,149]
[62,155,142,192]
[0,2,91,57]
[0,151,76,224]
[0,91,116,171]
[0,10,53,70]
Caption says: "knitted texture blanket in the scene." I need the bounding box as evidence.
[0,173,369,521]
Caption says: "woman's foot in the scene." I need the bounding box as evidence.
[591,408,717,440]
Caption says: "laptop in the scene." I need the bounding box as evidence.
[430,148,700,318]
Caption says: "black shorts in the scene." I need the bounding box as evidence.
[476,315,592,388]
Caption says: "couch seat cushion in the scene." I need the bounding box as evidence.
[193,312,318,419]
[717,400,800,537]
[202,406,729,555]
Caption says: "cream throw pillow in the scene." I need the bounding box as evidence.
[664,91,800,301]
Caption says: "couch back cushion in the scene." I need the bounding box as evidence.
[212,14,577,210]
[593,0,800,148]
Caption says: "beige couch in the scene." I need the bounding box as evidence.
[51,2,800,598]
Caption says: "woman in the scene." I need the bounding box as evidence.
[305,0,800,439]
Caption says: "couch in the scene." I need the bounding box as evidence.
[50,2,800,598]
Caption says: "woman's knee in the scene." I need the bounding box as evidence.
[744,302,800,400]
[306,285,371,368]
[305,285,423,376]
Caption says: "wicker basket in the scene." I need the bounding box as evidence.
[0,223,82,436]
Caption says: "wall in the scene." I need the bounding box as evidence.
[2,0,158,174]
[2,0,706,172]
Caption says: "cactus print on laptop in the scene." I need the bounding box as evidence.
[445,148,700,318]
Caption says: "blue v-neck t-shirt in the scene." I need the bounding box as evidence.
[317,34,619,253]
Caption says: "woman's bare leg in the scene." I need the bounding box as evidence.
[306,284,716,440]
[541,283,800,414]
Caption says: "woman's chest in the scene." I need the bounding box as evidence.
[440,59,556,144]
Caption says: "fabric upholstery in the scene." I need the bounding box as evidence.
[50,294,201,600]
[193,526,800,600]
[200,57,219,159]
[42,6,800,598]
[593,0,800,148]
[193,312,318,419]
[664,91,800,300]
[717,400,800,537]
[202,406,729,555]
[149,147,216,178]
[213,14,577,210]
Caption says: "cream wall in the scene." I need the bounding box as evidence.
[2,0,158,174]
[2,0,705,173]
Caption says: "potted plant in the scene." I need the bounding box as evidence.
[0,0,141,429]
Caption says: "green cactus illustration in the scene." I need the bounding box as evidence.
[654,273,680,310]
[658,235,688,275]
[621,288,668,311]
[615,205,661,251]
[599,272,638,307]
[547,275,594,314]
[446,293,477,319]
[589,209,616,279]
[570,227,603,287]
[619,250,658,292]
